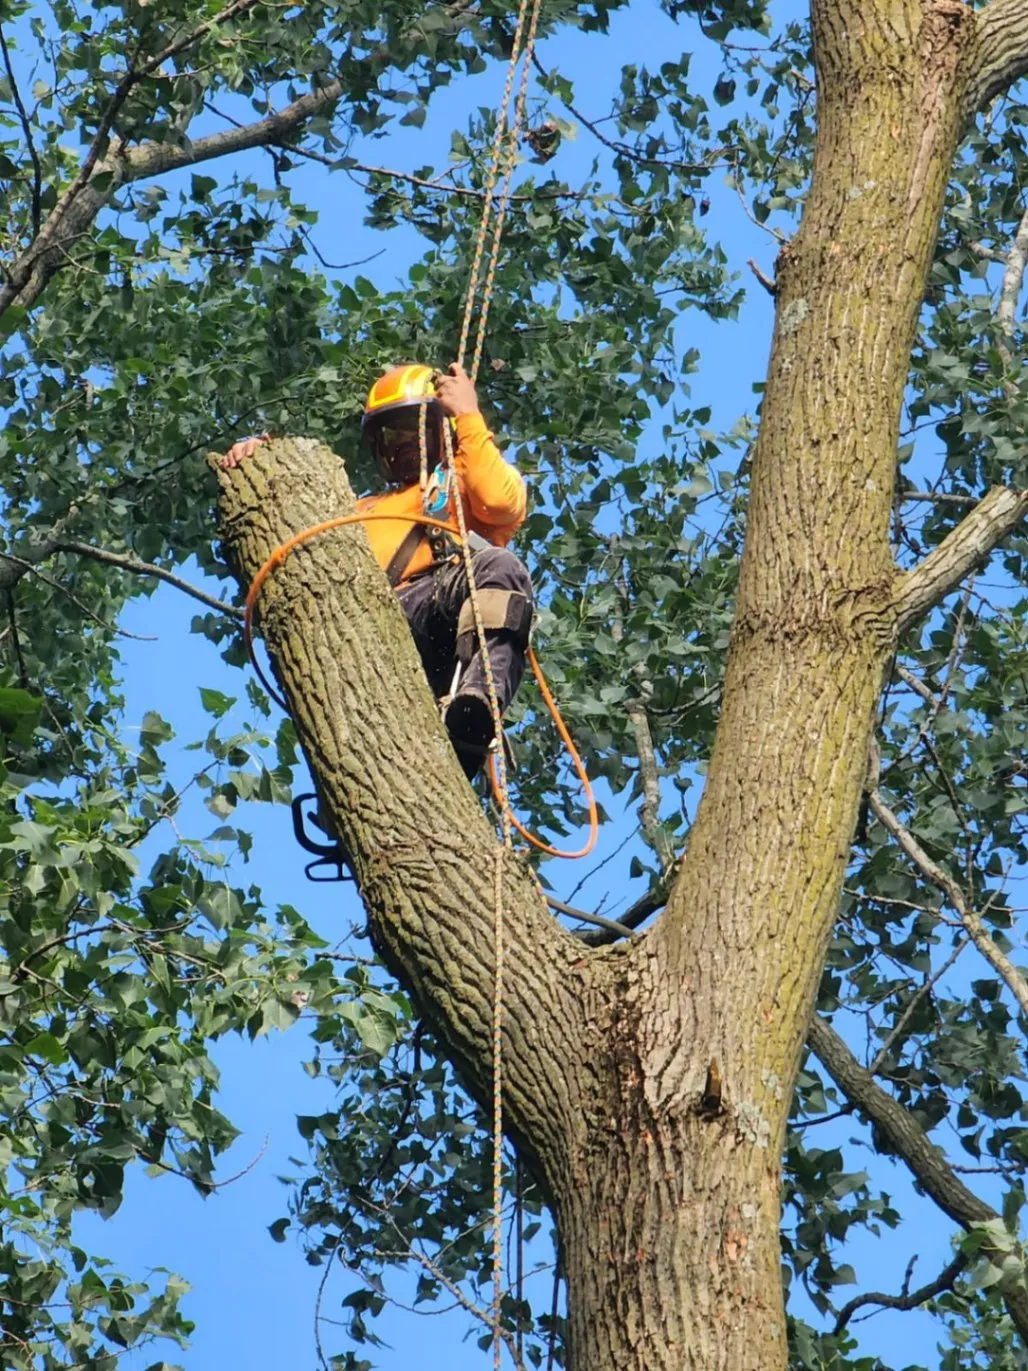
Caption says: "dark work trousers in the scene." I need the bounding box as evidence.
[394,546,533,713]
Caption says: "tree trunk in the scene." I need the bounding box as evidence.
[214,5,1022,1368]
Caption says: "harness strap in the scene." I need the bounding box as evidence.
[456,588,533,663]
[386,523,427,587]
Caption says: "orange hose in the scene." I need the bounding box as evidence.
[489,647,598,859]
[244,512,598,860]
[243,512,460,712]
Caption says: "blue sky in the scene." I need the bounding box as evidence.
[50,0,1021,1367]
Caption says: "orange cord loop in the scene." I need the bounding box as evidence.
[244,511,598,861]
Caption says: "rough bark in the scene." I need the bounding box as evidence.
[214,5,1028,1370]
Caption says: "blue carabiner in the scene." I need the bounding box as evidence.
[422,467,451,518]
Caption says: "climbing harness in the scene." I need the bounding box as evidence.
[243,510,596,861]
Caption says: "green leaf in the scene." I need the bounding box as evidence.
[198,688,237,718]
[0,687,41,745]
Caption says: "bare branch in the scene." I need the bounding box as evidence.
[577,877,675,948]
[833,1251,968,1333]
[808,1013,1028,1342]
[866,938,967,1076]
[806,1015,993,1224]
[867,789,1028,1020]
[891,486,1028,632]
[969,0,1028,116]
[898,491,976,506]
[998,203,1028,332]
[894,662,937,705]
[55,539,243,619]
[544,896,640,940]
[747,258,777,296]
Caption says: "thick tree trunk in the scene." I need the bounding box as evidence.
[214,5,1024,1369]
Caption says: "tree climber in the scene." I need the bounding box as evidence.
[220,362,534,783]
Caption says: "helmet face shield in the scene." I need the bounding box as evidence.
[363,401,440,486]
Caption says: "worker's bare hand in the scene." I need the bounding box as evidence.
[219,432,271,469]
[435,363,479,419]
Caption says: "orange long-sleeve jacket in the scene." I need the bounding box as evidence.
[356,411,527,583]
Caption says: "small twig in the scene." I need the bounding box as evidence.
[833,1251,967,1333]
[402,1244,528,1371]
[747,258,777,295]
[296,224,385,272]
[56,540,243,619]
[138,1134,268,1191]
[0,553,156,639]
[867,938,968,1075]
[5,590,27,686]
[868,789,1028,1019]
[732,158,787,243]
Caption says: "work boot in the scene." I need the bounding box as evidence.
[445,692,497,780]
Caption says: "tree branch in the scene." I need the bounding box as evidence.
[894,662,937,705]
[891,486,1028,632]
[610,566,671,871]
[0,553,154,640]
[0,22,42,236]
[55,540,243,619]
[544,896,640,940]
[998,203,1028,332]
[807,1014,1028,1343]
[969,0,1028,116]
[833,1251,968,1333]
[807,1015,992,1227]
[0,0,264,319]
[867,789,1028,1019]
[0,5,481,323]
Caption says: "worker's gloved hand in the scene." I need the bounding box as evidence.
[219,432,271,469]
[434,363,479,419]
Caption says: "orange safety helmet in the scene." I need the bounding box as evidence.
[362,364,441,486]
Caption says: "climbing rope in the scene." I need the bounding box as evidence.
[450,12,545,1353]
[438,419,510,1368]
[458,0,545,388]
[244,6,560,1361]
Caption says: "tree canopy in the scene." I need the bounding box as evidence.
[2,1,1028,1369]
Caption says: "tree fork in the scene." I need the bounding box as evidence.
[211,5,1028,1366]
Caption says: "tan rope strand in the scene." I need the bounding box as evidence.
[448,11,545,1360]
[468,0,544,384]
[419,393,429,492]
[457,0,533,371]
[440,421,511,1371]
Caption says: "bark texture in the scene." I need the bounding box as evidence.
[215,4,1028,1369]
